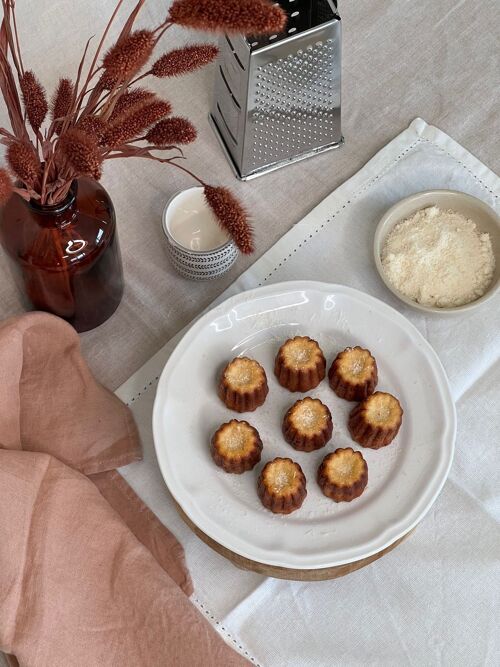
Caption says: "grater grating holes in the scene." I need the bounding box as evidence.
[250,41,339,165]
[224,34,245,70]
[211,2,341,178]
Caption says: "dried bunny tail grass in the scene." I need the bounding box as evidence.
[103,100,172,149]
[51,78,74,129]
[77,116,107,145]
[99,72,120,91]
[101,30,155,87]
[20,71,48,133]
[58,128,103,180]
[109,87,156,122]
[204,185,253,254]
[0,169,13,205]
[151,44,219,78]
[169,0,286,34]
[145,117,197,146]
[6,141,40,185]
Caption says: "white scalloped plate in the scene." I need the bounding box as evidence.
[153,282,456,569]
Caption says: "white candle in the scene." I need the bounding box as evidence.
[164,187,229,252]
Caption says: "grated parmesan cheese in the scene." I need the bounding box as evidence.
[381,206,495,307]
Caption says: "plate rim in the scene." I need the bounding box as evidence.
[152,281,457,570]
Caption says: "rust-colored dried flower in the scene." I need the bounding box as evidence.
[109,87,156,122]
[0,168,13,205]
[58,129,103,180]
[169,0,286,34]
[151,44,218,78]
[103,100,172,148]
[145,117,197,146]
[20,71,48,133]
[99,72,119,91]
[51,78,74,133]
[78,116,107,145]
[7,141,40,185]
[204,185,253,254]
[102,30,155,87]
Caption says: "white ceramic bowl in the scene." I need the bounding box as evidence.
[374,190,500,315]
[162,187,238,281]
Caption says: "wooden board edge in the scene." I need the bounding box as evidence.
[174,500,414,581]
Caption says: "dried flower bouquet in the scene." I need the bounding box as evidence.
[0,0,287,253]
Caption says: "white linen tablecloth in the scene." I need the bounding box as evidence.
[115,119,500,667]
[0,0,499,663]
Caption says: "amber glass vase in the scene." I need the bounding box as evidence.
[0,178,123,332]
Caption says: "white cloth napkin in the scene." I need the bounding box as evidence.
[118,119,500,667]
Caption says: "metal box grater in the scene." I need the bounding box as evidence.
[209,0,343,180]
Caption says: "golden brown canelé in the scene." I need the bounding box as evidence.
[317,448,368,502]
[219,357,269,412]
[274,336,326,392]
[348,391,403,449]
[258,457,307,514]
[211,420,263,473]
[328,346,378,401]
[282,397,333,452]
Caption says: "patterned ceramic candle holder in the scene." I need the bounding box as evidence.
[162,187,238,280]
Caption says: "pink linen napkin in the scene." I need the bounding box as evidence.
[0,313,248,667]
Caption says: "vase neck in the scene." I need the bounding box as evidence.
[27,183,78,228]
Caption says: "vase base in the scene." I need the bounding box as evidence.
[71,279,124,333]
[73,290,123,333]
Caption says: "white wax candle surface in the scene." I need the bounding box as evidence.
[165,187,229,252]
